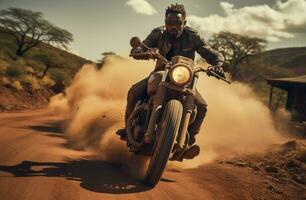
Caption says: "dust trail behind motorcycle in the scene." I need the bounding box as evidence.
[49,57,284,172]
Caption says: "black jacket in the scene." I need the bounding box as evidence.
[142,26,224,71]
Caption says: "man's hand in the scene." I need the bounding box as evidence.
[208,64,226,78]
[130,47,147,60]
[213,66,226,78]
[130,47,159,60]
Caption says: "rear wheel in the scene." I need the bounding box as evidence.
[144,99,183,186]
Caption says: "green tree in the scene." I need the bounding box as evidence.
[209,31,267,80]
[34,51,64,78]
[0,7,73,56]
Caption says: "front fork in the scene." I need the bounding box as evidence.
[144,68,199,150]
[144,68,169,143]
[177,73,199,150]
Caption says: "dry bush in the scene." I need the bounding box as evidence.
[1,77,10,86]
[39,76,55,88]
[11,80,23,90]
[0,60,9,75]
[22,75,40,90]
[5,65,24,78]
[24,66,35,74]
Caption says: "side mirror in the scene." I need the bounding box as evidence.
[130,36,141,48]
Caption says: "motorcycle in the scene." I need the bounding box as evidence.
[120,36,230,186]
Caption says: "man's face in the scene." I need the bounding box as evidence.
[165,13,186,38]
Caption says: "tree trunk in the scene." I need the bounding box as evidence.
[16,46,24,57]
[40,66,50,79]
[15,40,39,57]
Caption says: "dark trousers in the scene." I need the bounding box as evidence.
[125,77,207,141]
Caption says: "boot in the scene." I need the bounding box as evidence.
[182,133,199,159]
[182,144,200,159]
[189,135,196,146]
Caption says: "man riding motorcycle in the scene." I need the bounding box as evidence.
[117,3,225,159]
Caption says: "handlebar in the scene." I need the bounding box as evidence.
[130,38,231,84]
[129,51,170,66]
[194,67,231,84]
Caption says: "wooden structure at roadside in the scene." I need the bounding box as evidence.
[267,75,306,134]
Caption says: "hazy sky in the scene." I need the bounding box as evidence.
[1,0,306,61]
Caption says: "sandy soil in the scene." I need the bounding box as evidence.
[0,109,304,200]
[0,86,54,111]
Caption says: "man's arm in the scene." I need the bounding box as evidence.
[142,28,161,48]
[131,27,162,60]
[193,32,224,66]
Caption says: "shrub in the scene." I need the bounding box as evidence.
[15,58,26,67]
[39,76,55,88]
[49,69,70,85]
[22,75,40,90]
[0,60,9,75]
[25,59,45,73]
[24,66,35,74]
[23,66,40,77]
[0,47,17,60]
[1,77,11,86]
[6,65,24,78]
[33,51,64,68]
[11,80,23,90]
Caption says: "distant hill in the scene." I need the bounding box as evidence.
[236,47,306,106]
[254,47,306,74]
[0,30,93,110]
[0,30,92,87]
[238,47,306,81]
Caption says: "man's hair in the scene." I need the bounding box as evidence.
[165,3,186,19]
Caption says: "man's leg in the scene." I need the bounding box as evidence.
[117,77,149,139]
[182,89,207,159]
[125,77,149,122]
[188,89,208,145]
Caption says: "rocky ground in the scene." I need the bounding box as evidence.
[217,140,306,199]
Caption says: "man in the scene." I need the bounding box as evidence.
[117,3,224,159]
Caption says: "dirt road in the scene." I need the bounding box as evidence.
[0,110,304,200]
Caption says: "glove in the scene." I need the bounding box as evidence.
[133,47,143,54]
[130,47,159,60]
[208,64,225,78]
[214,66,225,78]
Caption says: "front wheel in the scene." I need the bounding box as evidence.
[143,99,183,186]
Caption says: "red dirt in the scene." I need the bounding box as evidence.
[0,86,54,111]
[0,109,304,200]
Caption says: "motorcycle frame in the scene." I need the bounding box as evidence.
[143,64,200,152]
[127,37,230,155]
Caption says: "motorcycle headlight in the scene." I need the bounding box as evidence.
[170,66,192,86]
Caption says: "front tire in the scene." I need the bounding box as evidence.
[144,99,183,186]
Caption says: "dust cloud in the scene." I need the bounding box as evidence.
[181,61,284,168]
[49,57,284,170]
[49,57,154,177]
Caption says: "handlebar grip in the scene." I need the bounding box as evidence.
[129,52,151,60]
[205,68,231,84]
